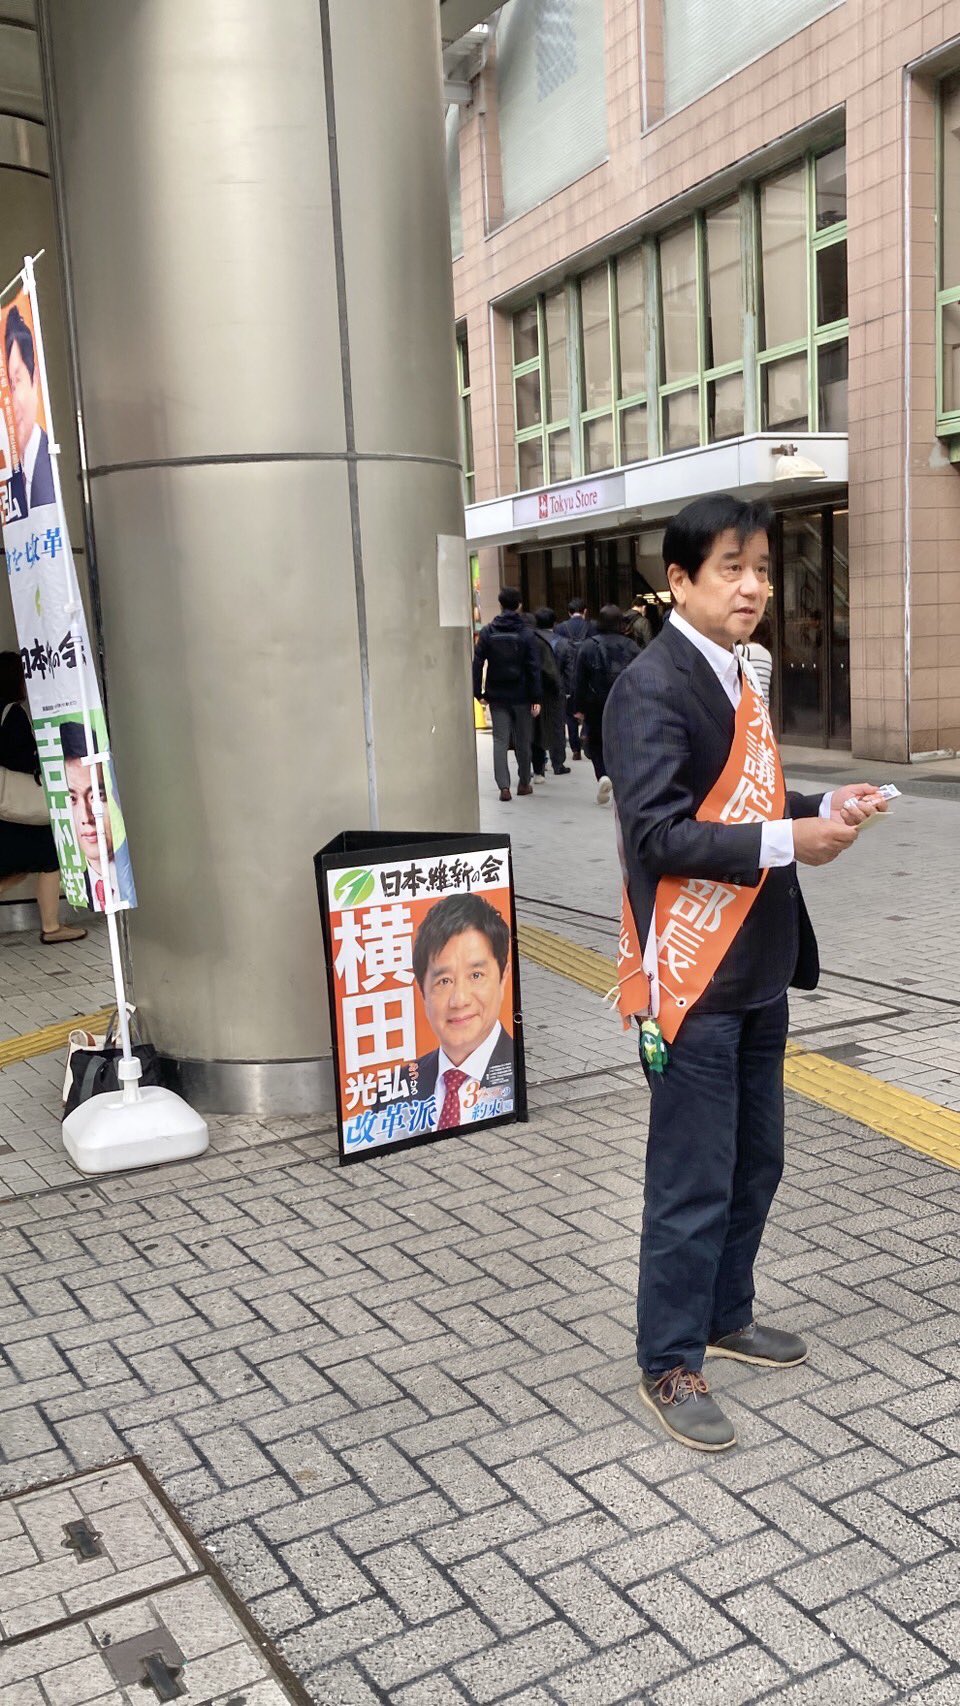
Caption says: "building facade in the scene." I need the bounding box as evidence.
[450,0,960,760]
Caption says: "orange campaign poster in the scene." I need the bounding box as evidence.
[316,834,525,1163]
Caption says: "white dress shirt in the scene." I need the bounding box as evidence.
[433,1020,503,1127]
[22,422,42,507]
[669,611,831,867]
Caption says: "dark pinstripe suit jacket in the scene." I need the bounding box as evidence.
[602,620,823,1013]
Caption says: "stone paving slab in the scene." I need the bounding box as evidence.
[0,1072,959,1701]
[0,1574,298,1703]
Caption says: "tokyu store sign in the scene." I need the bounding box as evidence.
[513,470,625,530]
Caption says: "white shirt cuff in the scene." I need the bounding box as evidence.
[759,819,795,869]
[759,795,830,868]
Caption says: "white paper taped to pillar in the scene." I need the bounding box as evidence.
[0,274,136,916]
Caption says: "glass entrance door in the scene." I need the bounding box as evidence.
[773,505,851,748]
[778,511,826,742]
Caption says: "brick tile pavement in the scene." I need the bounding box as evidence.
[0,745,958,1698]
[0,1070,958,1701]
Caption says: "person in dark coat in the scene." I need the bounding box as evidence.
[0,651,86,944]
[603,494,887,1452]
[531,608,569,780]
[572,605,640,803]
[472,588,542,801]
[554,598,596,761]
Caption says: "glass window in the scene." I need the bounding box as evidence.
[515,367,542,431]
[544,290,568,421]
[705,202,741,370]
[944,77,960,291]
[760,167,808,349]
[620,403,647,464]
[518,435,544,490]
[660,223,699,382]
[815,146,846,232]
[617,248,646,398]
[817,241,848,327]
[662,386,700,453]
[939,79,960,428]
[818,341,848,431]
[943,301,960,414]
[581,266,612,411]
[708,372,744,442]
[762,354,808,430]
[549,428,572,482]
[584,413,615,473]
[513,305,539,364]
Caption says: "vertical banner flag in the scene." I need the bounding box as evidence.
[317,833,526,1164]
[0,270,136,913]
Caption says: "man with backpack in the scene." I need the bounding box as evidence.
[573,605,641,804]
[472,587,542,801]
[554,598,596,761]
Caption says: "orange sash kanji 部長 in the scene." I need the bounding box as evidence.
[616,672,786,1045]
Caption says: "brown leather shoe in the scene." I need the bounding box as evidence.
[499,787,511,801]
[639,1367,736,1452]
[517,783,534,796]
[706,1322,807,1367]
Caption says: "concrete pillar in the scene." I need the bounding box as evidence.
[39,0,478,1112]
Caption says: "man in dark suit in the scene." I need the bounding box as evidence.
[3,304,55,517]
[604,494,886,1451]
[405,891,514,1128]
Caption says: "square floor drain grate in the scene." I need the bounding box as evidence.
[0,1459,309,1704]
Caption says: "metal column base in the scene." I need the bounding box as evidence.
[0,901,39,935]
[160,1054,336,1118]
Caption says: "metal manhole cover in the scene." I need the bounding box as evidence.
[0,1461,200,1639]
[0,1460,308,1704]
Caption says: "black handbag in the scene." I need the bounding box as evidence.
[63,1006,162,1120]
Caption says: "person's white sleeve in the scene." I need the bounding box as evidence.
[818,792,833,818]
[759,820,795,868]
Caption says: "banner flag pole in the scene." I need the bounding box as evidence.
[21,252,138,1091]
[1,254,208,1170]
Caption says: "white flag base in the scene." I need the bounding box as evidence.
[62,1085,209,1175]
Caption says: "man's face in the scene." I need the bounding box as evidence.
[668,527,770,649]
[421,926,507,1068]
[7,337,38,459]
[65,758,114,874]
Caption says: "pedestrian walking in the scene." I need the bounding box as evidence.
[0,652,87,945]
[531,608,570,780]
[572,605,640,805]
[472,588,542,801]
[738,612,774,706]
[554,598,596,761]
[604,494,887,1452]
[625,594,655,649]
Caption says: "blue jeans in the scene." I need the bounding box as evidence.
[636,996,788,1376]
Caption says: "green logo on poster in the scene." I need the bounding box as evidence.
[334,868,375,906]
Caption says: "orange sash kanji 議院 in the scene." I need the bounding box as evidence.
[616,673,786,1044]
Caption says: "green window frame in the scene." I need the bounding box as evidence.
[936,73,960,438]
[457,332,475,505]
[576,253,651,473]
[756,146,848,436]
[511,291,572,490]
[657,205,746,455]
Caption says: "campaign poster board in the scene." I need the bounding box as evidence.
[316,832,527,1165]
[0,273,136,913]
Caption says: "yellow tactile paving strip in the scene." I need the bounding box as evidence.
[517,922,960,1172]
[0,1008,113,1071]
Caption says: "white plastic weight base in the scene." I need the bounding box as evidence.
[62,1086,209,1175]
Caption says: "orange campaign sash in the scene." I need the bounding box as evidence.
[616,672,786,1045]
